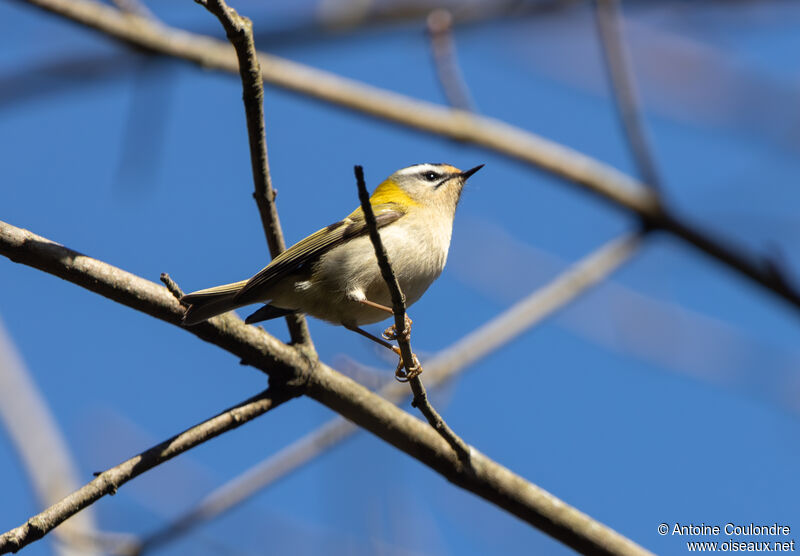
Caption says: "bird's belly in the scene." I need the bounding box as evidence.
[269,227,449,326]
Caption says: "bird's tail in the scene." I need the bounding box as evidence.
[181,280,249,325]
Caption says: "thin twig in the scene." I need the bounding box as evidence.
[426,8,476,112]
[133,231,644,553]
[196,0,312,347]
[0,219,651,555]
[594,0,661,190]
[423,232,644,382]
[159,272,184,300]
[17,0,800,316]
[353,166,415,377]
[0,386,297,554]
[406,376,471,467]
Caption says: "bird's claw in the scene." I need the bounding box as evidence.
[394,351,422,382]
[382,315,413,341]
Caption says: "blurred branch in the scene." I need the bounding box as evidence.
[0,219,651,555]
[452,217,800,414]
[593,0,660,189]
[0,1,575,110]
[17,0,655,213]
[318,0,580,31]
[109,0,154,20]
[135,419,356,554]
[331,353,390,390]
[197,0,312,348]
[57,530,140,556]
[5,4,796,151]
[133,231,642,553]
[355,165,471,464]
[426,9,476,112]
[424,232,643,381]
[113,59,173,198]
[109,0,165,191]
[16,0,800,316]
[0,386,296,554]
[0,320,101,556]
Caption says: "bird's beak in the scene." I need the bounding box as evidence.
[459,164,484,180]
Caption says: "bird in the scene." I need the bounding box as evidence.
[180,163,482,348]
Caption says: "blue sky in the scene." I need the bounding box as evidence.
[2,1,800,554]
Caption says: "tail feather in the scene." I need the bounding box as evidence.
[181,280,248,326]
[245,305,296,324]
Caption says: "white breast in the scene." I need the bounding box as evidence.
[268,210,454,326]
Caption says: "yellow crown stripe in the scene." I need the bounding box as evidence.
[369,179,421,207]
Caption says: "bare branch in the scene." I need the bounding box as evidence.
[135,231,644,553]
[424,232,643,382]
[0,386,297,554]
[0,220,651,555]
[354,165,471,464]
[594,0,661,190]
[196,0,311,347]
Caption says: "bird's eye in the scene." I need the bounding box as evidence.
[423,171,440,182]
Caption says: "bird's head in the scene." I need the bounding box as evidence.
[370,163,483,215]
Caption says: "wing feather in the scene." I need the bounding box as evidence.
[235,204,405,304]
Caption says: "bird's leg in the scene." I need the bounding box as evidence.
[354,299,414,342]
[344,320,422,382]
[358,298,394,314]
[344,324,401,355]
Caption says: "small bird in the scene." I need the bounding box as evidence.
[181,163,482,344]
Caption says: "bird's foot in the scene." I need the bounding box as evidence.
[382,315,413,342]
[392,348,423,382]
